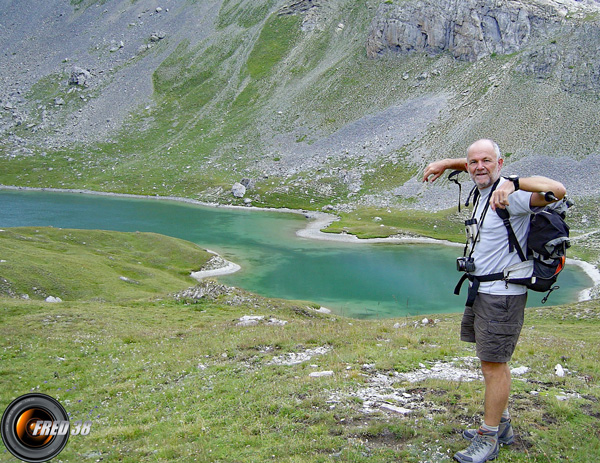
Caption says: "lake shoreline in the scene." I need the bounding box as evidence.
[2,185,598,301]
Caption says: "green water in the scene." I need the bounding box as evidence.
[0,189,593,318]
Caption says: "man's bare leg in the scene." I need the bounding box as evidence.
[481,360,511,427]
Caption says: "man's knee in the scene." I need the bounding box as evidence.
[481,360,509,379]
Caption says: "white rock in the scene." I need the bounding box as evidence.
[309,371,334,378]
[380,403,412,415]
[511,366,529,376]
[45,296,62,303]
[237,315,264,326]
[231,182,246,198]
[555,364,565,377]
[269,346,332,366]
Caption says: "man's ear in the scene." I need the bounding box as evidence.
[498,158,504,169]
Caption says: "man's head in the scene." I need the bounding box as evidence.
[466,139,503,190]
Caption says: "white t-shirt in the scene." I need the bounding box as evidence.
[470,178,533,295]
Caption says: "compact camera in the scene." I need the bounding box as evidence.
[456,256,476,273]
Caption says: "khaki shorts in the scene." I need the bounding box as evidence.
[460,292,527,363]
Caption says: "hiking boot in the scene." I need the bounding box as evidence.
[454,430,499,463]
[463,418,514,445]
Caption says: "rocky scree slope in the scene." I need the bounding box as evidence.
[0,0,599,215]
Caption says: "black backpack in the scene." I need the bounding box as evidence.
[496,197,572,302]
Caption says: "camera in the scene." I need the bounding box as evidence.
[456,256,476,273]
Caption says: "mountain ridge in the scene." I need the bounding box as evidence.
[1,0,599,215]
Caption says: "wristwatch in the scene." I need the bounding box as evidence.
[505,175,520,191]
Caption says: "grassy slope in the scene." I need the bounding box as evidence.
[0,229,598,461]
[322,206,465,241]
[0,227,211,302]
[0,283,598,462]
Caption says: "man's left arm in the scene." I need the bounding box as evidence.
[490,176,567,211]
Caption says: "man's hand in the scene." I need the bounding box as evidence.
[422,158,467,183]
[489,181,515,211]
[422,160,449,183]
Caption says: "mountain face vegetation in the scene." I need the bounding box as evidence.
[1,0,600,246]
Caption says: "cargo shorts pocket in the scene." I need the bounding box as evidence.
[487,321,522,336]
[477,321,523,362]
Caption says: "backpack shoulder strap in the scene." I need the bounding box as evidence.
[496,208,527,262]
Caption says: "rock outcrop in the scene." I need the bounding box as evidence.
[68,66,91,87]
[366,0,565,61]
[367,0,600,91]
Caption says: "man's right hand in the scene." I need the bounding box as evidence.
[422,160,449,183]
[422,157,468,183]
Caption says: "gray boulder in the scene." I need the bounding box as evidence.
[69,66,91,87]
[231,182,246,198]
[240,178,255,190]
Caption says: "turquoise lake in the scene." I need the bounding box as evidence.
[0,189,593,318]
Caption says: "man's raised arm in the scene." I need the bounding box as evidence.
[422,158,467,183]
[490,175,567,210]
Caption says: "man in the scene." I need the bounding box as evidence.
[422,139,566,463]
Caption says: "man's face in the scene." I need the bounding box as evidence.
[466,141,503,189]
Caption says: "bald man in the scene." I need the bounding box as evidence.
[423,139,566,463]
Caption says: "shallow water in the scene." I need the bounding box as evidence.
[0,189,593,318]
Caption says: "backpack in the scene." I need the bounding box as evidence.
[496,197,572,302]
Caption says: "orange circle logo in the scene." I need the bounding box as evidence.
[1,394,70,462]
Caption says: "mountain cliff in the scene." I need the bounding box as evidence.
[1,0,600,214]
[367,0,600,90]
